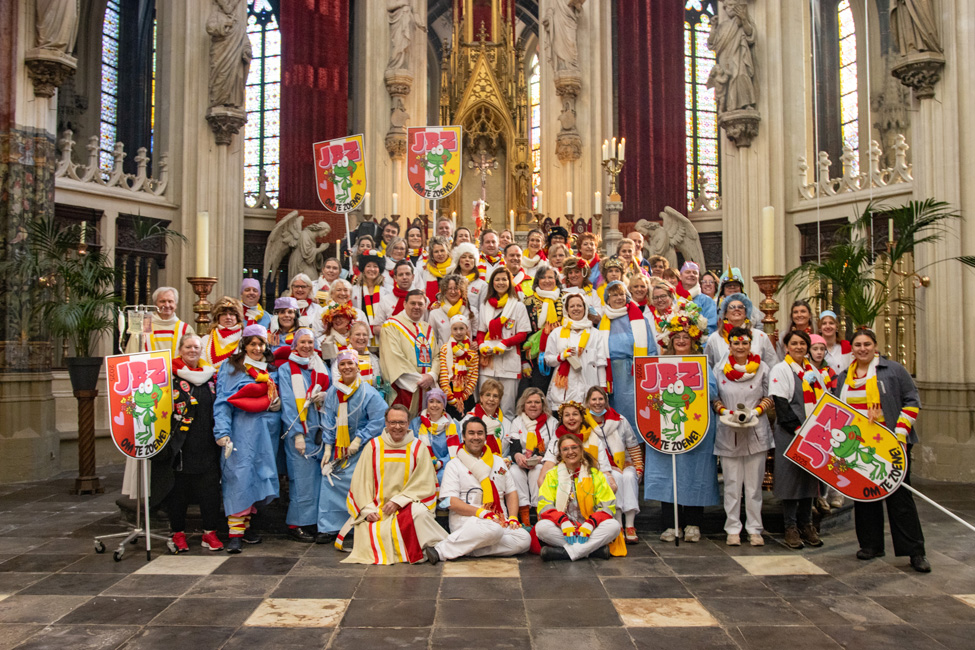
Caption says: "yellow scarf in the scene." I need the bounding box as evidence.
[477,445,499,509]
[574,472,627,556]
[844,356,881,410]
[335,377,361,459]
[445,298,465,318]
[426,257,452,278]
[785,354,822,417]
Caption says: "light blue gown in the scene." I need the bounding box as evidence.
[692,294,718,336]
[607,313,660,432]
[213,364,280,515]
[316,382,387,533]
[278,361,325,527]
[643,367,720,507]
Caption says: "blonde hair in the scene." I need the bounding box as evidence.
[479,378,504,399]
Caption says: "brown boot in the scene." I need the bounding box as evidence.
[519,505,531,527]
[800,523,823,547]
[783,526,804,549]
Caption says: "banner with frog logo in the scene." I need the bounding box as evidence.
[634,356,710,454]
[407,126,462,200]
[313,134,367,213]
[105,350,173,459]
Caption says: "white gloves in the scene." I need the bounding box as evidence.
[294,435,306,455]
[348,437,362,457]
[310,385,326,408]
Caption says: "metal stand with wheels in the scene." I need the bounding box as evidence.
[93,305,176,561]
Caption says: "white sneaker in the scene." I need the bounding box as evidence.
[684,526,701,543]
[726,533,741,546]
[659,528,679,542]
[749,533,765,546]
[829,495,845,509]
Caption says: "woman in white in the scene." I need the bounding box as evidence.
[543,293,606,411]
[521,229,548,278]
[504,388,557,525]
[428,273,477,346]
[818,309,851,376]
[325,279,367,325]
[413,236,453,305]
[383,237,410,289]
[711,326,774,547]
[351,251,387,349]
[562,256,602,320]
[704,292,777,369]
[450,242,488,314]
[477,267,530,418]
[288,273,323,335]
[587,386,643,544]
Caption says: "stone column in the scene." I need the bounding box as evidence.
[909,1,975,481]
[155,0,245,304]
[0,0,60,482]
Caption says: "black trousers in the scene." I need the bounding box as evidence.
[854,444,925,557]
[166,469,222,533]
[782,498,813,529]
[660,502,704,529]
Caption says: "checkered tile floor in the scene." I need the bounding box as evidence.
[1,467,974,649]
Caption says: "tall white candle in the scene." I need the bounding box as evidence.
[536,190,543,214]
[611,137,617,160]
[761,206,775,275]
[618,138,626,161]
[888,217,894,243]
[602,140,609,162]
[451,211,457,227]
[391,193,399,215]
[594,191,602,215]
[364,192,371,214]
[196,211,209,277]
[566,191,573,214]
[510,209,515,233]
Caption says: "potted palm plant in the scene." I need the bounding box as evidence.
[780,199,960,329]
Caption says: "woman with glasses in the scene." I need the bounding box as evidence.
[704,293,777,369]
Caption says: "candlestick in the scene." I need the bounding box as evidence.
[753,274,783,336]
[364,192,371,215]
[594,191,602,215]
[761,206,775,275]
[186,276,218,336]
[566,191,573,215]
[618,138,625,161]
[391,193,399,215]
[536,190,543,214]
[196,211,209,277]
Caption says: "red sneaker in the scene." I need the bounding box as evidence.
[201,531,224,551]
[172,532,189,553]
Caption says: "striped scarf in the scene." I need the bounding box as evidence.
[785,354,822,417]
[146,317,190,352]
[520,413,548,455]
[422,258,453,303]
[334,377,361,459]
[206,325,241,368]
[598,302,649,392]
[721,318,751,343]
[361,283,382,321]
[723,353,761,382]
[355,350,375,385]
[470,404,503,454]
[521,249,547,270]
[287,353,329,436]
[478,252,503,281]
[486,294,513,341]
[554,319,592,391]
[244,304,266,326]
[457,447,503,516]
[445,339,473,397]
[840,355,881,416]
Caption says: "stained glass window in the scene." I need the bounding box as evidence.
[99,0,121,174]
[837,0,858,176]
[529,53,541,211]
[244,0,281,207]
[685,0,720,211]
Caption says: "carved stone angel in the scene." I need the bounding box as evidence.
[634,207,707,271]
[263,211,332,283]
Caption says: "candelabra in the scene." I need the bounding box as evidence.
[186,276,218,336]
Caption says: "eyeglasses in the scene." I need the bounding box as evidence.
[727,304,746,312]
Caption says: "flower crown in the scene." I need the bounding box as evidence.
[659,310,706,342]
[321,302,358,328]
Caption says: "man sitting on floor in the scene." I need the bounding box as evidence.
[426,417,531,564]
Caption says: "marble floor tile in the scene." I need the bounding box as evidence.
[953,594,975,608]
[532,627,637,650]
[698,596,808,626]
[818,624,947,650]
[599,577,691,599]
[340,598,437,628]
[149,596,262,627]
[243,597,349,628]
[134,554,229,576]
[212,555,299,576]
[330,627,429,650]
[628,626,738,649]
[183,574,282,599]
[680,574,777,598]
[101,574,201,598]
[440,577,522,599]
[612,597,718,627]
[733,554,829,576]
[522,575,608,600]
[57,596,174,626]
[18,572,124,596]
[914,624,975,650]
[223,626,334,650]
[437,599,528,628]
[871,595,975,626]
[0,623,43,650]
[10,624,139,650]
[431,627,533,649]
[270,575,360,599]
[441,557,520,578]
[354,576,441,600]
[730,624,843,649]
[0,595,91,624]
[782,594,906,626]
[120,625,237,650]
[526,598,622,628]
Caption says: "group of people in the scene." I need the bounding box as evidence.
[137,215,930,572]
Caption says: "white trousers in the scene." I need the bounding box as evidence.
[535,517,621,561]
[478,375,519,419]
[720,451,766,535]
[434,517,531,560]
[608,467,640,515]
[508,463,544,507]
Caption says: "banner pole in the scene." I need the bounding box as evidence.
[344,211,352,274]
[672,453,679,547]
[904,485,975,534]
[142,458,151,561]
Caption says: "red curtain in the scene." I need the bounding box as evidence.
[616,0,686,229]
[279,0,350,211]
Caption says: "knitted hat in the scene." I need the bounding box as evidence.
[449,314,470,328]
[451,242,479,266]
[358,249,384,273]
[809,334,827,347]
[274,296,299,311]
[547,226,569,245]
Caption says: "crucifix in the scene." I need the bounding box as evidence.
[468,145,498,230]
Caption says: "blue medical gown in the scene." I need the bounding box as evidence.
[278,365,324,527]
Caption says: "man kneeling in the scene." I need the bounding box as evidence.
[426,418,531,564]
[343,405,447,564]
[535,433,626,561]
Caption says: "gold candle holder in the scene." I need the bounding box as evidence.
[602,157,625,202]
[187,276,218,336]
[752,274,784,336]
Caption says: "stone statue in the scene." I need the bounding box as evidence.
[890,0,942,56]
[206,0,252,110]
[706,0,757,114]
[263,211,332,284]
[35,0,78,53]
[634,207,707,272]
[386,0,426,74]
[543,0,586,75]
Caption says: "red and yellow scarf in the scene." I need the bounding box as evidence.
[785,354,822,417]
[391,285,410,316]
[723,353,761,382]
[422,258,452,304]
